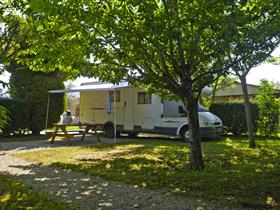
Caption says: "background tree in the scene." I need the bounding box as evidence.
[269,56,280,65]
[8,64,66,134]
[0,103,9,131]
[227,8,280,148]
[5,0,280,169]
[0,69,9,130]
[1,2,66,135]
[256,80,280,137]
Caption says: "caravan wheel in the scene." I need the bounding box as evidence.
[104,125,115,138]
[104,124,119,138]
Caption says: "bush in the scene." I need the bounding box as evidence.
[256,80,280,137]
[0,105,9,130]
[210,102,259,136]
[0,97,29,135]
[9,68,66,134]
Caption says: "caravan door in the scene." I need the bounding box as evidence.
[123,88,134,130]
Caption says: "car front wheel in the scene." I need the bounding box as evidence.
[181,126,190,142]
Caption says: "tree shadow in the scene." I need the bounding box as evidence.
[1,161,206,210]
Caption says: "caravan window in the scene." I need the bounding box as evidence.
[137,92,152,104]
[109,90,120,102]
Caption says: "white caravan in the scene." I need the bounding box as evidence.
[78,81,223,140]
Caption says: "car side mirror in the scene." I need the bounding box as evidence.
[178,106,186,114]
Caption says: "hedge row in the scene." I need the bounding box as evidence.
[0,97,29,135]
[209,102,259,136]
[0,95,64,135]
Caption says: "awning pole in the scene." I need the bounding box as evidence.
[45,93,50,129]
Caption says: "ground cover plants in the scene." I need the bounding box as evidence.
[14,137,280,209]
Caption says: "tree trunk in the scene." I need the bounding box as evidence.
[239,75,256,148]
[183,94,204,170]
[211,79,219,104]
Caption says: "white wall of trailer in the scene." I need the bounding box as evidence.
[79,87,163,131]
[133,90,162,129]
[80,88,126,127]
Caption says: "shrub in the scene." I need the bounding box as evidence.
[9,68,66,134]
[256,80,280,137]
[210,102,258,136]
[0,97,29,135]
[0,105,9,130]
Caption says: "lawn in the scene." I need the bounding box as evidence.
[0,175,75,209]
[45,125,81,132]
[15,138,280,209]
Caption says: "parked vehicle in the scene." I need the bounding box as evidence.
[78,81,223,140]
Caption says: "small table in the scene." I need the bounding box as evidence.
[50,123,75,144]
[50,123,101,144]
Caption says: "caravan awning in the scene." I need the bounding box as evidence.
[48,81,130,93]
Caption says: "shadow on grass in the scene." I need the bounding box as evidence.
[0,174,74,210]
[48,138,280,209]
[6,136,280,209]
[1,161,212,210]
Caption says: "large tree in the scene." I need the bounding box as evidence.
[1,5,66,135]
[4,0,280,169]
[228,11,280,148]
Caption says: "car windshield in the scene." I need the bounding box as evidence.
[198,104,208,112]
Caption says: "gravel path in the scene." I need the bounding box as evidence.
[0,136,237,210]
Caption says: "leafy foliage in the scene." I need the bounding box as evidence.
[16,138,280,209]
[1,5,67,135]
[210,102,259,136]
[256,80,280,137]
[0,97,29,135]
[0,175,74,209]
[0,105,9,131]
[9,66,66,134]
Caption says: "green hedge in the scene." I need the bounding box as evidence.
[8,68,66,135]
[0,94,64,136]
[0,97,29,135]
[209,102,259,136]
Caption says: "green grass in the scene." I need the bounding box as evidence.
[0,175,75,209]
[46,126,81,131]
[0,135,49,143]
[15,138,280,209]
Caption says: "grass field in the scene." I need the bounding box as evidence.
[15,137,280,209]
[0,175,74,209]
